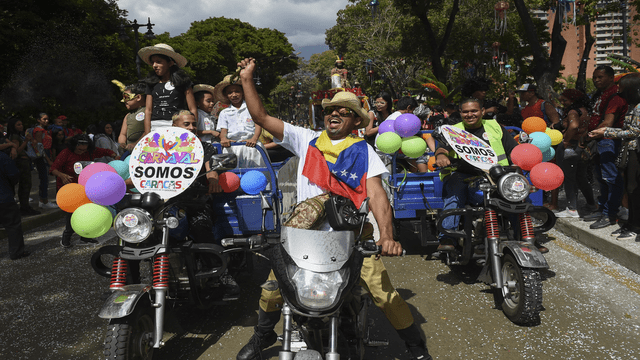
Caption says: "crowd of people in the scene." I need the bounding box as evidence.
[1,41,639,359]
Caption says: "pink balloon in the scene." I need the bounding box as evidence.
[78,163,117,186]
[511,143,543,171]
[530,162,564,191]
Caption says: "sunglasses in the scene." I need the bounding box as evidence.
[122,92,137,102]
[325,106,355,117]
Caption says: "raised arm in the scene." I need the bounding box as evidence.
[238,58,285,141]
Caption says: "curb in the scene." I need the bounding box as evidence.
[0,209,67,239]
[553,217,640,275]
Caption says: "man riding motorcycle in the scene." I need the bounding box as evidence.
[235,58,432,360]
[434,98,519,252]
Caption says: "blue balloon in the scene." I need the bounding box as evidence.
[240,170,268,195]
[108,160,130,180]
[542,147,555,162]
[123,156,131,165]
[529,132,552,153]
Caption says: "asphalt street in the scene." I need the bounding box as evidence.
[1,218,639,360]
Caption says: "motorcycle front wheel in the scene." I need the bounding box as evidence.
[495,253,542,325]
[103,299,155,360]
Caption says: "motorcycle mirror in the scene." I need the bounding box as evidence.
[489,165,506,181]
[209,153,238,171]
[73,161,94,175]
[140,192,162,209]
[260,192,272,211]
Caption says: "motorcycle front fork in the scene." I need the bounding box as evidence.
[279,304,341,360]
[486,210,535,291]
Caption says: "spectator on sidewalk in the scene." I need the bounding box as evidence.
[117,82,147,159]
[50,134,117,247]
[588,74,640,240]
[555,89,597,218]
[517,84,560,127]
[365,92,393,147]
[50,129,66,161]
[32,113,57,210]
[94,121,119,162]
[0,151,30,260]
[583,65,629,229]
[6,117,40,216]
[194,84,220,144]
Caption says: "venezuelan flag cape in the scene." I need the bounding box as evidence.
[301,131,368,207]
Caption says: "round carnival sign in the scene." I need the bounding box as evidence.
[129,128,204,199]
[439,125,499,170]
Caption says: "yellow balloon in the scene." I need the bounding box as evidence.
[545,128,563,146]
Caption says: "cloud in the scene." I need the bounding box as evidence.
[117,0,348,48]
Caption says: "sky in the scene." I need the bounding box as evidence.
[116,0,351,59]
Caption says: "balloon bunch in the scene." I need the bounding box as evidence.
[56,160,129,238]
[376,113,427,158]
[218,170,268,195]
[512,117,564,191]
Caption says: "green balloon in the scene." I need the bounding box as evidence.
[401,136,427,158]
[71,203,113,238]
[376,132,402,154]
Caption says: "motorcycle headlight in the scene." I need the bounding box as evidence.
[114,208,154,243]
[498,173,530,202]
[288,265,349,309]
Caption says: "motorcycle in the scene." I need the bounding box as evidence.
[89,153,259,360]
[225,197,394,360]
[435,163,556,325]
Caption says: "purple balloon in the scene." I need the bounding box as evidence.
[394,113,421,137]
[85,171,127,206]
[378,119,396,134]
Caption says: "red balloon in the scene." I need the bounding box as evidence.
[511,143,543,171]
[219,172,240,193]
[530,162,564,191]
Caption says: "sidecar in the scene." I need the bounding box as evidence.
[386,128,544,247]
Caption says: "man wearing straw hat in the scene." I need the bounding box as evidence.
[235,58,432,360]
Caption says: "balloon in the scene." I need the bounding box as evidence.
[85,171,127,206]
[106,205,117,219]
[78,163,117,186]
[71,203,113,238]
[511,143,543,171]
[522,117,547,134]
[108,160,130,180]
[123,156,131,165]
[546,128,563,146]
[240,170,268,195]
[542,147,556,162]
[427,156,437,171]
[400,136,427,158]
[394,113,421,137]
[378,119,395,135]
[529,132,552,153]
[56,183,92,213]
[219,172,241,193]
[530,162,564,191]
[376,132,402,154]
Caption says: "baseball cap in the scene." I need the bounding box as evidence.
[516,84,537,92]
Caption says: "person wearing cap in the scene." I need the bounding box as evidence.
[214,74,266,168]
[138,43,198,134]
[193,84,220,144]
[516,83,560,127]
[234,58,432,360]
[117,82,147,158]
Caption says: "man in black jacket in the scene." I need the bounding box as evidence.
[0,151,30,260]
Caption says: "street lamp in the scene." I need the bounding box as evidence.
[120,18,156,79]
[369,0,380,19]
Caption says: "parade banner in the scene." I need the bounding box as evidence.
[129,128,204,199]
[440,125,498,170]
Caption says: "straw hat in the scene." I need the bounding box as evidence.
[138,43,188,68]
[213,74,242,104]
[193,84,215,95]
[321,91,370,128]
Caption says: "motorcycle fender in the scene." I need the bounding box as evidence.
[98,284,153,319]
[500,241,549,269]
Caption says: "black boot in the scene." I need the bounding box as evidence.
[396,323,432,360]
[236,309,280,360]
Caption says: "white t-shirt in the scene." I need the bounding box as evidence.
[275,123,388,204]
[197,109,218,143]
[386,111,402,121]
[216,101,256,141]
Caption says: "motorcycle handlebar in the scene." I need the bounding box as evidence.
[359,244,406,257]
[221,234,267,249]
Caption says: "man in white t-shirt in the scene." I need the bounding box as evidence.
[235,58,432,360]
